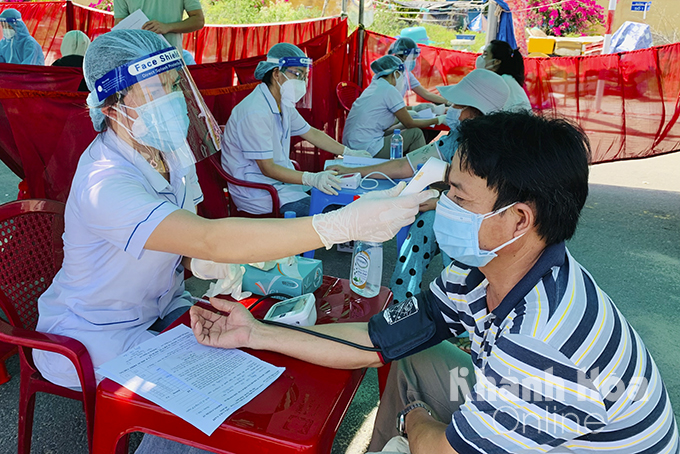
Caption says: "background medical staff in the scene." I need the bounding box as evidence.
[476,39,532,112]
[221,43,371,217]
[343,55,446,159]
[0,9,44,65]
[387,37,449,107]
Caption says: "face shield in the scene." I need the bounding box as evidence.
[393,47,421,89]
[0,18,18,40]
[93,47,221,175]
[268,55,313,110]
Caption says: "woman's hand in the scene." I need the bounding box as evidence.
[325,164,354,175]
[191,298,257,349]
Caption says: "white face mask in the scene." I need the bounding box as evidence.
[278,72,307,107]
[3,28,15,40]
[475,55,487,70]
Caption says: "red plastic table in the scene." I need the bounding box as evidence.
[93,276,392,454]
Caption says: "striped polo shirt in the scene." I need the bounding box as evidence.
[431,241,678,453]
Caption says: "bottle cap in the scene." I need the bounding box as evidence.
[284,211,296,218]
[393,129,401,134]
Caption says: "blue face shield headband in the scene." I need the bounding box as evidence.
[93,47,184,103]
[433,192,524,268]
[266,55,313,70]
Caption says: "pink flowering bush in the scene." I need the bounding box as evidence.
[527,0,605,36]
[89,0,113,12]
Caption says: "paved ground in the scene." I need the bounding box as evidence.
[0,151,678,453]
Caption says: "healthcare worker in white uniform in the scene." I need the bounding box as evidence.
[32,30,435,447]
[221,43,371,217]
[387,37,448,108]
[343,55,446,159]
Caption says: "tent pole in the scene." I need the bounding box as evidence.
[66,0,74,32]
[485,1,498,46]
[595,0,617,111]
[357,0,365,87]
[342,0,348,16]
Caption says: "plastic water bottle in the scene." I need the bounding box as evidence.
[349,241,383,298]
[390,129,403,160]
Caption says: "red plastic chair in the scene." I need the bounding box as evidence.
[336,81,363,112]
[209,152,301,218]
[0,199,97,454]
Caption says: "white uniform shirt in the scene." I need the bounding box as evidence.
[34,130,203,388]
[342,77,406,156]
[501,74,532,112]
[221,83,311,215]
[401,70,421,97]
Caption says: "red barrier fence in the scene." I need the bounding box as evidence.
[362,30,680,164]
[0,1,342,65]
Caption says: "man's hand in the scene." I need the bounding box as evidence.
[419,197,438,212]
[190,297,257,349]
[142,20,172,35]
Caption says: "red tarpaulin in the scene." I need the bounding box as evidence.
[0,1,343,65]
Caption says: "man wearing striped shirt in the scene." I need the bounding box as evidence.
[191,111,678,454]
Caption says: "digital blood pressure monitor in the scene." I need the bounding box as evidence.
[263,293,317,326]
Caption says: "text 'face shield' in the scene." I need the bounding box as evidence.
[94,47,221,175]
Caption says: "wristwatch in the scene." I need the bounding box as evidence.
[397,402,432,438]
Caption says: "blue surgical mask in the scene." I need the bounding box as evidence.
[405,59,416,72]
[433,193,523,268]
[445,107,462,129]
[120,91,190,154]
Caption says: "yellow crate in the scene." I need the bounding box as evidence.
[527,37,556,54]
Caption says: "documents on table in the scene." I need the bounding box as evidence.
[409,108,435,120]
[98,325,285,435]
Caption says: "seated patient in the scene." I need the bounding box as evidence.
[343,55,446,159]
[0,9,44,65]
[193,111,679,454]
[331,69,510,303]
[221,42,371,217]
[52,30,91,91]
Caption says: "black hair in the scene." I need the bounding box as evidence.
[262,68,276,86]
[263,66,291,87]
[456,111,590,245]
[489,40,525,87]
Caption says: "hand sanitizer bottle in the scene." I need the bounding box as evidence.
[349,241,383,298]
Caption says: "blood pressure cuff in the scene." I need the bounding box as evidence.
[368,291,453,363]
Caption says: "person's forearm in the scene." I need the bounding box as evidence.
[249,321,382,368]
[147,210,324,263]
[167,13,204,34]
[353,159,414,179]
[258,161,304,184]
[414,86,448,105]
[302,128,345,155]
[407,409,457,454]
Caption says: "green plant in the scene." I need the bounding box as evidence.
[200,0,319,25]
